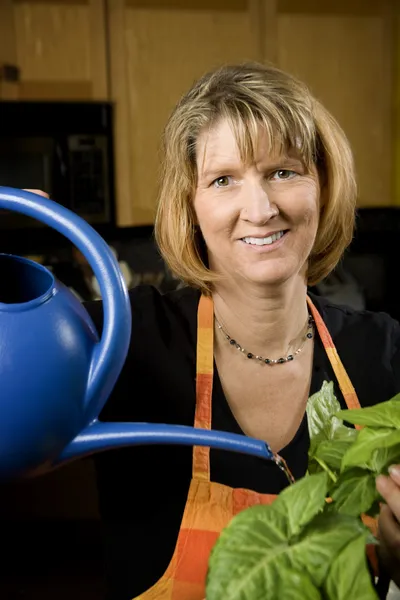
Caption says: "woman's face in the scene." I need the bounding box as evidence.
[193,119,321,288]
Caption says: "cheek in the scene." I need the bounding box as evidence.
[288,187,320,227]
[194,205,216,239]
[193,196,211,234]
[303,204,319,228]
[299,201,320,252]
[194,196,236,236]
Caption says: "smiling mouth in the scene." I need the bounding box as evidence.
[241,230,288,246]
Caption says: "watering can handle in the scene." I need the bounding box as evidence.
[0,187,131,423]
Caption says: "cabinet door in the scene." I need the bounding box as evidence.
[395,7,400,206]
[108,0,259,227]
[276,0,395,207]
[1,0,108,101]
[0,0,18,99]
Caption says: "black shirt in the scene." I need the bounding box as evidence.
[85,285,400,600]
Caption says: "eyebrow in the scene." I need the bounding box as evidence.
[200,156,304,180]
[200,165,237,180]
[267,158,305,172]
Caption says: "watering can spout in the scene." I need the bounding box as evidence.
[56,421,274,466]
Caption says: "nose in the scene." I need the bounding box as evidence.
[242,180,278,224]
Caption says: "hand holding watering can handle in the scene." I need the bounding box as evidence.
[0,186,131,424]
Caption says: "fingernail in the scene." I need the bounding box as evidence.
[388,465,400,479]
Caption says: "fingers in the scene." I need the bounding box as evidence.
[388,464,400,487]
[22,189,49,198]
[376,466,400,522]
[377,504,400,587]
[376,466,400,587]
[379,504,400,551]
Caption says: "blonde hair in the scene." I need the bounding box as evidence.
[154,62,357,293]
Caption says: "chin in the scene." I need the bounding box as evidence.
[240,262,298,287]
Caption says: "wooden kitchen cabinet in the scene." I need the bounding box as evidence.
[107,0,399,224]
[0,0,18,99]
[0,0,108,101]
[1,0,399,224]
[395,5,400,206]
[107,0,260,226]
[275,0,396,208]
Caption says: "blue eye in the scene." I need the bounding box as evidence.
[213,176,232,188]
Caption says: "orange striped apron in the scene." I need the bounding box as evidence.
[135,294,365,600]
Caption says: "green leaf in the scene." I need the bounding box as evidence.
[307,382,356,449]
[274,472,329,536]
[207,567,322,600]
[313,439,354,472]
[295,513,370,586]
[336,394,400,429]
[270,570,322,600]
[341,428,400,471]
[369,442,400,474]
[307,382,358,481]
[206,477,369,600]
[330,468,379,516]
[206,503,293,600]
[307,381,339,439]
[323,535,378,599]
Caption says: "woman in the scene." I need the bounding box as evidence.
[29,62,400,598]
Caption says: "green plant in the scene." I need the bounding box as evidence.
[206,382,400,599]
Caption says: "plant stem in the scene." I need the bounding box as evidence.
[314,457,338,483]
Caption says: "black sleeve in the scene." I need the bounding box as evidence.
[321,302,400,410]
[83,285,196,599]
[390,318,400,393]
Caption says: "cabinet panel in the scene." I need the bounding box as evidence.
[0,0,18,99]
[277,14,393,207]
[15,2,90,80]
[109,0,258,226]
[0,0,17,64]
[395,12,400,205]
[3,0,108,101]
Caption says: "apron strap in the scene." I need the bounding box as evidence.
[306,295,362,424]
[193,293,363,480]
[193,294,214,481]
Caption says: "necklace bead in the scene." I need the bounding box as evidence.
[215,314,314,365]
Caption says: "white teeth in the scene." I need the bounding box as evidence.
[242,231,284,246]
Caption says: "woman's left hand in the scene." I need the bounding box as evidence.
[376,465,400,587]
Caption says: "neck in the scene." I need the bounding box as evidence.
[212,276,310,359]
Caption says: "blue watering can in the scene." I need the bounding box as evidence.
[0,187,274,481]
